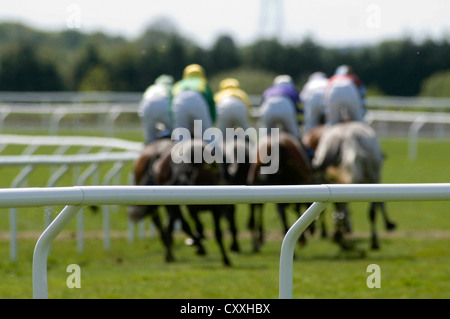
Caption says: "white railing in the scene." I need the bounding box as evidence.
[0,91,143,103]
[365,110,450,160]
[0,104,139,136]
[0,184,448,299]
[0,134,142,260]
[1,94,450,137]
[1,92,450,110]
[0,134,142,153]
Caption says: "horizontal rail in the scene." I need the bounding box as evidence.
[0,152,138,166]
[0,91,143,103]
[0,104,138,113]
[0,184,449,208]
[0,134,143,152]
[366,110,450,124]
[1,92,450,109]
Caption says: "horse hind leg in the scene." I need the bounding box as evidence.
[166,205,206,256]
[277,203,290,234]
[151,211,175,263]
[369,202,380,250]
[225,204,240,253]
[332,202,354,250]
[249,203,264,253]
[318,205,328,239]
[377,202,396,231]
[188,207,206,239]
[369,202,396,250]
[247,203,257,230]
[212,208,232,267]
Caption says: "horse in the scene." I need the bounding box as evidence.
[129,137,206,263]
[308,121,397,250]
[219,135,255,253]
[247,131,315,252]
[177,134,257,255]
[159,137,233,266]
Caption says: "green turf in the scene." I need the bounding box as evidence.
[0,134,449,299]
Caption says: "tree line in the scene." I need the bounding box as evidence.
[0,21,449,96]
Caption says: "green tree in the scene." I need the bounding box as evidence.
[108,46,140,91]
[0,44,63,91]
[420,70,450,97]
[78,65,112,91]
[210,67,277,95]
[72,43,110,90]
[209,35,241,74]
[242,39,286,74]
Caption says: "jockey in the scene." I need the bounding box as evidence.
[138,74,174,144]
[214,78,252,137]
[323,65,366,126]
[259,74,302,139]
[170,64,216,138]
[334,65,367,110]
[299,71,328,132]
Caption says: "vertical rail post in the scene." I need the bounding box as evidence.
[33,205,81,299]
[45,164,69,227]
[279,202,328,299]
[76,163,99,252]
[408,116,425,161]
[102,161,124,250]
[9,164,34,261]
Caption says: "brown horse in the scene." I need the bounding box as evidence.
[218,136,255,253]
[247,131,315,252]
[306,122,396,250]
[129,137,206,263]
[158,138,233,266]
[184,135,255,255]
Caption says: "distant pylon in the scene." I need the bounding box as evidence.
[257,0,285,40]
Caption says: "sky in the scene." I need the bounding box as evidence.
[1,0,449,48]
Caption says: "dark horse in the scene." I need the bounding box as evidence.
[158,138,233,266]
[129,137,206,263]
[247,131,315,252]
[306,122,397,250]
[220,136,254,253]
[180,135,254,255]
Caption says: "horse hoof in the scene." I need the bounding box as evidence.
[166,254,175,263]
[252,242,261,253]
[340,240,354,251]
[298,237,307,247]
[196,246,207,256]
[333,231,343,243]
[223,259,232,267]
[386,222,396,231]
[230,243,240,253]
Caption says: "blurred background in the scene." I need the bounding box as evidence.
[0,0,449,96]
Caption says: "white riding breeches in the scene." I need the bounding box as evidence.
[171,90,213,138]
[138,95,172,144]
[259,95,301,138]
[324,79,364,126]
[216,96,251,134]
[303,89,326,132]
